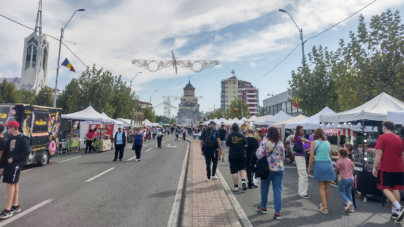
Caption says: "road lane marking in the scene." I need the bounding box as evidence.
[0,199,53,227]
[127,156,137,161]
[59,156,82,163]
[167,142,189,227]
[146,148,152,152]
[217,168,253,227]
[21,169,32,173]
[166,144,177,148]
[85,168,115,182]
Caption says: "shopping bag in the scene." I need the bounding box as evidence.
[253,173,260,186]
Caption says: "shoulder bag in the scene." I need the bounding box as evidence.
[255,142,278,180]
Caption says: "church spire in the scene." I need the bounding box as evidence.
[34,0,42,36]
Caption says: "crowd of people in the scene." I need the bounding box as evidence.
[199,120,404,222]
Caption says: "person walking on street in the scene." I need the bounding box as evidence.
[256,127,285,219]
[175,128,179,141]
[113,126,127,161]
[218,124,228,162]
[85,129,95,153]
[246,129,259,189]
[334,148,355,212]
[153,128,157,140]
[157,130,164,149]
[132,129,144,162]
[226,123,248,192]
[182,128,186,141]
[0,125,6,179]
[308,128,335,214]
[294,126,311,199]
[200,121,222,182]
[0,121,30,219]
[285,131,295,164]
[373,121,404,221]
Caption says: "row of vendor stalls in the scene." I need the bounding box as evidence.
[202,92,404,203]
[60,106,161,153]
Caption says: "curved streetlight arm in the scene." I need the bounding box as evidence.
[64,9,85,30]
[279,9,300,32]
[131,72,142,83]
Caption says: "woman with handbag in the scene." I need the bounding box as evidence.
[294,125,312,199]
[308,128,335,214]
[132,129,144,162]
[256,127,285,220]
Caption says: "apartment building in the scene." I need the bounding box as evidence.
[262,91,302,116]
[220,76,260,117]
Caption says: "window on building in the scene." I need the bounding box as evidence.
[286,101,291,114]
[25,45,32,69]
[282,102,286,113]
[32,44,37,68]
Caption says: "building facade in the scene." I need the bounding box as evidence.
[139,101,152,109]
[220,76,259,117]
[177,79,201,125]
[262,91,302,116]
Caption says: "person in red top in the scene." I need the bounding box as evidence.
[373,121,404,222]
[85,129,95,153]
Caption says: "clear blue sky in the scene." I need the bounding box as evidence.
[1,0,403,116]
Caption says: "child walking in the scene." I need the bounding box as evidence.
[334,148,355,212]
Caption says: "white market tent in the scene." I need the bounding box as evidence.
[116,118,132,127]
[387,110,404,124]
[259,111,293,126]
[61,106,108,122]
[272,115,308,142]
[320,93,404,123]
[286,107,335,130]
[142,119,153,127]
[245,115,272,124]
[101,112,123,125]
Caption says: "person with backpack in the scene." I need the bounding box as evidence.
[200,121,222,182]
[226,123,248,192]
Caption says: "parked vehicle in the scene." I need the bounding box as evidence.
[0,104,61,166]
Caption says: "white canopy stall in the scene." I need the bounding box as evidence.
[272,115,308,142]
[286,107,335,130]
[387,110,404,125]
[259,111,293,126]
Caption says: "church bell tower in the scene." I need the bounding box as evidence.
[20,0,49,94]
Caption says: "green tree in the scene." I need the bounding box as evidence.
[208,110,223,119]
[18,89,36,104]
[0,80,20,103]
[143,107,156,122]
[57,78,83,113]
[35,87,53,106]
[224,99,250,119]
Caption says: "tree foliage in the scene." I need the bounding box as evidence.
[0,80,20,103]
[208,110,223,119]
[35,87,53,107]
[289,10,404,115]
[57,65,139,119]
[143,107,156,122]
[224,98,250,119]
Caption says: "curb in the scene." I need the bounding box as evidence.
[181,139,242,227]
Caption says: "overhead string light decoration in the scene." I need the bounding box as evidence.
[132,51,219,75]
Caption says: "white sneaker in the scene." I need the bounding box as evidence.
[292,161,296,164]
[231,187,239,192]
[205,178,211,182]
[211,175,218,180]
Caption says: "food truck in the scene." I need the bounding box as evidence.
[0,104,61,166]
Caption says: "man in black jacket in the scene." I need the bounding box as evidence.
[246,129,259,189]
[0,121,30,219]
[200,121,222,182]
[113,126,127,161]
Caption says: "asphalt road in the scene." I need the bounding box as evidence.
[217,149,399,227]
[0,134,188,227]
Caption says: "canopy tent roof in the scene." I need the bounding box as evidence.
[142,119,153,126]
[245,115,272,123]
[61,106,115,123]
[387,110,404,124]
[320,93,404,123]
[286,107,335,130]
[116,118,132,127]
[101,112,123,125]
[271,115,307,128]
[258,111,293,126]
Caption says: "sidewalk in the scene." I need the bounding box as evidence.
[182,140,240,227]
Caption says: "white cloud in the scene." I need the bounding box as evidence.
[0,0,403,91]
[249,62,257,67]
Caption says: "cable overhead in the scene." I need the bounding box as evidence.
[159,0,170,35]
[254,0,378,82]
[0,13,88,68]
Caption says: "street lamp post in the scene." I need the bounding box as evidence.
[150,90,158,104]
[130,72,142,89]
[53,9,85,107]
[279,9,305,62]
[231,70,243,118]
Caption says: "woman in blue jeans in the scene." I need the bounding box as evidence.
[256,127,285,220]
